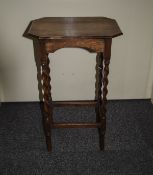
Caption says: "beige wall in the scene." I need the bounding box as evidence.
[0,0,153,102]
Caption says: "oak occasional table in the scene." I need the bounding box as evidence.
[25,17,122,152]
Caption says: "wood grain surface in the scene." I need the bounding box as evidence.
[27,17,122,39]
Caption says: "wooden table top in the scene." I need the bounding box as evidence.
[27,17,122,39]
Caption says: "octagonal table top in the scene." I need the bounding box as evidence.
[26,17,123,39]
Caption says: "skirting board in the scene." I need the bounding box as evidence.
[151,90,153,104]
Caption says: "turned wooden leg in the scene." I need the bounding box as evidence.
[40,50,53,152]
[95,52,105,150]
[95,52,103,117]
[99,39,112,150]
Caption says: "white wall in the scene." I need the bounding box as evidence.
[0,0,153,102]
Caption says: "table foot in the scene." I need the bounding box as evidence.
[46,136,52,152]
[99,129,105,150]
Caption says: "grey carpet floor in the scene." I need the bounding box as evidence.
[0,100,153,175]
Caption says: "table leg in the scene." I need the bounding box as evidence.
[95,52,105,150]
[96,52,103,115]
[100,39,112,150]
[41,53,53,152]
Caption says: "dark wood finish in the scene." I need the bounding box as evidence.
[53,122,101,128]
[39,41,53,152]
[25,17,122,152]
[99,39,112,149]
[102,39,112,123]
[95,52,104,149]
[45,39,104,53]
[96,52,103,118]
[27,17,122,39]
[53,100,97,107]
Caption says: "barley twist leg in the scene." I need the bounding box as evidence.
[100,39,112,150]
[41,52,53,152]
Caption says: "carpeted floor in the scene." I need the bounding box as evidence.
[0,100,153,174]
